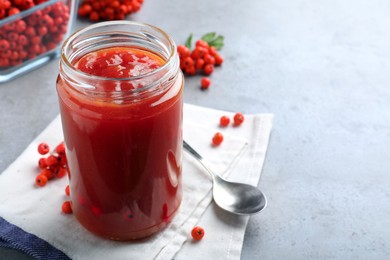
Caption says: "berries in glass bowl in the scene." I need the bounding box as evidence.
[0,0,77,83]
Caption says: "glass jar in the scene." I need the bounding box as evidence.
[56,21,184,240]
[0,0,78,83]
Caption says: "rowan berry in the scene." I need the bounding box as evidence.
[119,4,128,14]
[12,0,23,6]
[25,27,36,36]
[40,14,54,27]
[220,116,230,127]
[214,54,224,66]
[203,64,214,75]
[31,36,41,45]
[19,50,28,59]
[46,42,57,50]
[3,22,15,31]
[62,201,72,214]
[55,142,66,155]
[38,157,47,169]
[1,50,11,58]
[131,1,141,12]
[0,40,10,51]
[46,155,59,166]
[8,7,20,16]
[203,54,215,65]
[183,56,194,68]
[7,32,18,42]
[114,12,125,20]
[55,166,67,178]
[89,11,99,21]
[191,46,208,60]
[58,154,67,164]
[208,46,218,56]
[185,65,196,75]
[54,16,64,26]
[0,58,9,67]
[37,26,48,36]
[18,35,28,46]
[10,51,19,60]
[38,143,50,155]
[195,58,205,70]
[195,39,209,48]
[200,77,211,89]
[40,168,54,180]
[111,1,120,8]
[48,25,58,33]
[191,226,205,241]
[0,0,10,9]
[15,20,26,33]
[30,44,41,54]
[177,45,190,59]
[65,185,70,196]
[212,132,224,145]
[35,174,48,187]
[233,112,244,126]
[21,0,34,10]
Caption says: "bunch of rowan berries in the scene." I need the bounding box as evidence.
[36,142,69,187]
[78,0,144,21]
[0,0,70,69]
[177,39,224,76]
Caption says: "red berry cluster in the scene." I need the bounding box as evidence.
[177,39,223,76]
[0,0,70,69]
[36,142,68,187]
[78,0,144,22]
[212,113,245,146]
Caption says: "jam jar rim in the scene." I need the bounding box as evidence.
[60,21,179,91]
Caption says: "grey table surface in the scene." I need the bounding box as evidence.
[1,0,390,259]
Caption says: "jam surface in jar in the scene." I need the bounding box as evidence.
[57,46,183,240]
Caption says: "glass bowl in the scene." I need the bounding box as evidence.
[0,0,78,83]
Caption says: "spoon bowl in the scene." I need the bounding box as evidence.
[183,140,267,215]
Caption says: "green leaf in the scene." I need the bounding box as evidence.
[208,35,224,50]
[185,34,193,50]
[201,32,216,43]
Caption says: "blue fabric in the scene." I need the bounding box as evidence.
[0,217,70,260]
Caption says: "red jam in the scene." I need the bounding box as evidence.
[57,46,183,240]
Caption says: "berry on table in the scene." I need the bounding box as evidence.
[203,64,214,75]
[40,168,54,180]
[219,116,230,127]
[55,142,66,155]
[35,174,48,187]
[200,77,211,90]
[37,143,50,155]
[212,132,224,146]
[55,166,68,178]
[233,112,245,126]
[61,201,72,214]
[191,226,205,241]
[38,157,47,169]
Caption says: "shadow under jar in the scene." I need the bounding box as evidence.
[56,21,184,240]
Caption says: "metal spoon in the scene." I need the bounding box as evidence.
[183,140,267,215]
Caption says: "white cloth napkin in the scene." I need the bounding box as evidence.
[0,103,273,259]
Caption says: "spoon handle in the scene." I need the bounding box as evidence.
[183,140,216,178]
